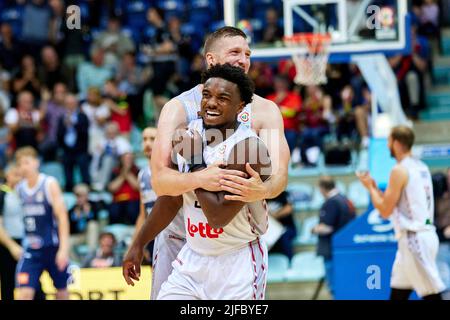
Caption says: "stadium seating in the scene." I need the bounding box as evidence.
[285,251,325,282]
[40,162,66,189]
[286,182,314,211]
[294,215,319,246]
[267,253,290,283]
[348,180,370,209]
[63,192,77,210]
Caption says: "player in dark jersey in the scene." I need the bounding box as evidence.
[15,147,70,300]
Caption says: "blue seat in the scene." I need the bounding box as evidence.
[348,180,370,209]
[135,157,149,170]
[286,251,325,282]
[294,216,318,246]
[286,182,313,211]
[63,192,77,210]
[267,253,289,283]
[40,162,66,189]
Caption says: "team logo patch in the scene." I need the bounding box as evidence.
[239,111,249,123]
[17,273,30,285]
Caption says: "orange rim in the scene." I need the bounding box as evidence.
[283,33,331,52]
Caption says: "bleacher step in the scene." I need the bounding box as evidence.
[413,120,450,144]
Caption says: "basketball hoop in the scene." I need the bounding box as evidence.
[283,33,332,86]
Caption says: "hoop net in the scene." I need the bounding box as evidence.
[283,33,332,86]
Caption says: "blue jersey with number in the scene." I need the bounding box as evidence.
[138,166,157,216]
[17,174,59,249]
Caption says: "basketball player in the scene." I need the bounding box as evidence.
[15,147,70,300]
[150,26,289,203]
[131,127,186,299]
[124,64,271,299]
[357,126,446,300]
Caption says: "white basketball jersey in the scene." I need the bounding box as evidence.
[177,119,268,256]
[393,157,435,234]
[175,85,252,129]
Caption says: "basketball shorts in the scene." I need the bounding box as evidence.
[391,230,446,297]
[151,228,186,300]
[16,246,69,290]
[157,238,268,300]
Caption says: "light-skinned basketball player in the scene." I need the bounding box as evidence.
[15,147,70,300]
[357,126,446,300]
[124,64,271,299]
[151,26,289,202]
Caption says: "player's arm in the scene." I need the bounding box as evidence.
[221,97,289,202]
[48,178,70,271]
[195,138,272,229]
[131,200,146,243]
[122,195,182,286]
[357,165,408,219]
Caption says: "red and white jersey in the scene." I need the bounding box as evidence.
[393,156,435,235]
[177,119,269,256]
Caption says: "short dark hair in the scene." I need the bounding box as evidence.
[319,176,336,192]
[201,63,254,105]
[99,232,116,244]
[390,125,415,150]
[204,26,247,55]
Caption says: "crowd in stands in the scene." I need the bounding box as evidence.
[0,0,443,267]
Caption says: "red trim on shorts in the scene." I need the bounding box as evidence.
[249,242,258,300]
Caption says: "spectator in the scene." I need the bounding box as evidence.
[0,164,24,300]
[4,91,42,150]
[69,183,100,262]
[418,0,439,37]
[0,22,22,72]
[76,48,113,99]
[267,191,297,262]
[167,16,195,80]
[0,108,11,169]
[103,79,132,136]
[185,53,206,90]
[39,82,67,161]
[115,52,151,125]
[48,0,65,54]
[56,94,90,191]
[335,85,358,142]
[82,232,121,268]
[312,176,356,297]
[21,0,51,58]
[249,61,275,98]
[266,75,302,153]
[37,45,72,92]
[0,63,12,112]
[262,8,284,44]
[141,7,177,119]
[389,25,430,120]
[81,87,111,155]
[90,121,131,192]
[354,86,372,149]
[12,55,42,104]
[298,85,333,166]
[107,148,140,225]
[92,16,135,68]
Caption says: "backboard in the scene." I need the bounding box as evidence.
[224,0,411,62]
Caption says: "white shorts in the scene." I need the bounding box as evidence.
[391,230,446,297]
[151,228,186,300]
[157,238,268,300]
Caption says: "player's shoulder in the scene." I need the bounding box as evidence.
[252,94,279,111]
[391,164,409,182]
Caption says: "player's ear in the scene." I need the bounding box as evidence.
[205,52,215,68]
